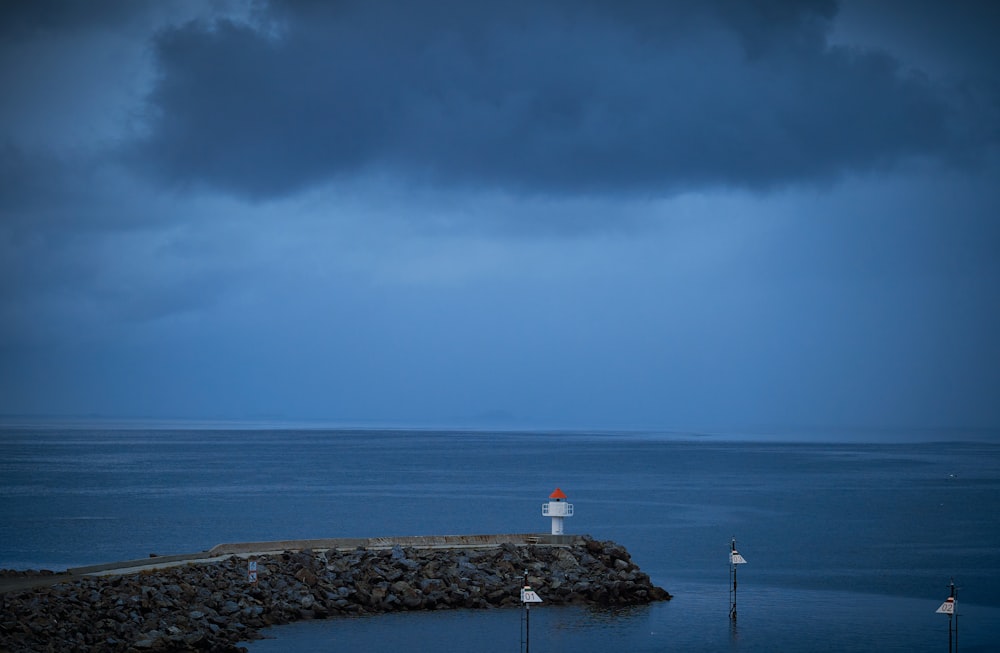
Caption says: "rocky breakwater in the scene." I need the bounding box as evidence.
[0,535,670,652]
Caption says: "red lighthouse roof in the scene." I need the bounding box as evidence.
[549,488,567,499]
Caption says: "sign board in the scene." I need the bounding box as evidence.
[248,560,258,584]
[521,587,543,603]
[936,598,954,614]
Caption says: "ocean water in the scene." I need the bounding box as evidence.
[2,427,998,651]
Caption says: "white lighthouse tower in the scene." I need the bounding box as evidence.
[541,487,573,535]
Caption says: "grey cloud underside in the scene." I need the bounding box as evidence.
[134,0,972,199]
[0,0,141,38]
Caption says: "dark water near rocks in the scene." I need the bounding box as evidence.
[2,427,998,651]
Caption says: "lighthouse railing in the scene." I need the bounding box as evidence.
[542,503,574,517]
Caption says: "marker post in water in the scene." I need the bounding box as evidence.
[520,571,543,653]
[729,538,747,621]
[935,578,958,653]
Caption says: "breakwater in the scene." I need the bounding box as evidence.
[0,534,670,652]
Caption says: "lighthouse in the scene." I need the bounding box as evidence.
[541,487,573,535]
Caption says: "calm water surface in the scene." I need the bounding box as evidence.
[2,428,998,651]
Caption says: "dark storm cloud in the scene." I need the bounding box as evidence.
[132,0,985,200]
[836,0,1000,79]
[0,0,141,38]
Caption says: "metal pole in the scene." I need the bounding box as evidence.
[951,579,958,653]
[525,601,530,653]
[946,578,955,653]
[731,563,737,620]
[730,538,742,621]
[520,595,525,653]
[524,571,530,653]
[936,578,958,653]
[520,570,543,652]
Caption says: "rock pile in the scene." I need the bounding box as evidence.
[0,536,669,652]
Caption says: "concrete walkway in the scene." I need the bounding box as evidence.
[0,533,581,594]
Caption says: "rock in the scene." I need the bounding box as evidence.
[295,567,318,586]
[402,593,425,609]
[132,629,163,649]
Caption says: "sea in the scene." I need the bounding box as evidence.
[2,426,998,652]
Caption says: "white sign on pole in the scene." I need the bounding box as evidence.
[521,588,543,603]
[936,598,954,614]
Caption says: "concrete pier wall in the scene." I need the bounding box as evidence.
[208,532,581,555]
[61,533,579,577]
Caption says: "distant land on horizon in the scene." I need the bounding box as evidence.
[1,414,997,443]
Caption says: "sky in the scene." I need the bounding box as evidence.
[1,0,998,432]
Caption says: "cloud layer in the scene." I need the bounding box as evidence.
[134,0,983,199]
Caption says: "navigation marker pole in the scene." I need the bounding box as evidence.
[520,571,543,653]
[729,538,747,621]
[936,578,958,653]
